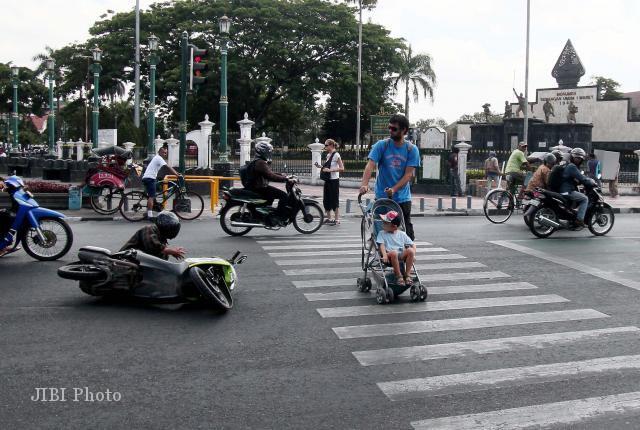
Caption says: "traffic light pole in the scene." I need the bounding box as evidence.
[48,70,55,154]
[179,31,188,173]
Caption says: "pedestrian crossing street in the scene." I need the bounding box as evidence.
[253,231,640,429]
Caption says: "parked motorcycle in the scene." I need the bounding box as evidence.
[526,183,614,238]
[219,176,324,236]
[0,176,73,260]
[57,247,247,312]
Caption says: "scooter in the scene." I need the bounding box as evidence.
[0,176,73,261]
[57,247,247,312]
[219,176,324,236]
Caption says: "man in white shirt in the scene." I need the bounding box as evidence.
[142,146,182,219]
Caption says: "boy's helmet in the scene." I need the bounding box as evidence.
[155,211,181,239]
[255,141,274,161]
[380,210,402,226]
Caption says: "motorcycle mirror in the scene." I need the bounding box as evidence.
[235,255,247,265]
[230,250,240,262]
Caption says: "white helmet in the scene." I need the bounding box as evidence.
[255,141,273,161]
[570,147,586,162]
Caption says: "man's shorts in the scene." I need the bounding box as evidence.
[505,172,525,185]
[142,178,157,198]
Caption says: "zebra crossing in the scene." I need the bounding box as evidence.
[254,230,640,428]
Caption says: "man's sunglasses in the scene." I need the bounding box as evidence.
[388,126,398,132]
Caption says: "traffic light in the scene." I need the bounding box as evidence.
[189,45,208,90]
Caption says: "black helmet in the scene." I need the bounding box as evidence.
[551,150,564,163]
[255,141,273,161]
[155,211,181,239]
[570,147,586,163]
[543,153,556,167]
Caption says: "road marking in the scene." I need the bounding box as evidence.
[268,248,449,258]
[276,254,466,266]
[284,262,485,276]
[353,326,640,366]
[410,391,640,430]
[262,241,432,250]
[257,238,360,244]
[317,294,569,318]
[255,234,358,241]
[304,282,537,301]
[380,354,640,401]
[292,271,511,289]
[332,309,608,339]
[490,240,640,291]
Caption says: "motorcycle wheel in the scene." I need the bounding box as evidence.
[189,266,233,311]
[293,201,324,234]
[529,206,557,238]
[90,187,124,215]
[587,204,615,236]
[219,204,253,236]
[120,191,147,222]
[483,189,514,224]
[58,263,106,281]
[22,217,73,261]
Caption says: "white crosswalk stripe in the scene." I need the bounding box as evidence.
[258,238,361,245]
[276,254,466,266]
[292,271,511,288]
[380,354,640,401]
[284,261,485,276]
[333,309,608,339]
[410,391,640,430]
[262,241,432,250]
[268,247,448,258]
[353,326,640,366]
[317,294,569,318]
[254,234,358,241]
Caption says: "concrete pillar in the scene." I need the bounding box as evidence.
[56,139,64,159]
[308,137,324,184]
[165,135,179,168]
[237,112,254,167]
[635,150,640,184]
[76,139,84,161]
[199,114,214,168]
[455,140,472,195]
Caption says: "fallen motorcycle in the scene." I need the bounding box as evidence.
[57,247,247,311]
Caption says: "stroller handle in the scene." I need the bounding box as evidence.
[357,192,367,204]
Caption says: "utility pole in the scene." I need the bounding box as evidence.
[523,0,530,146]
[355,0,363,158]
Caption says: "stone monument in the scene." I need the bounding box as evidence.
[552,39,585,89]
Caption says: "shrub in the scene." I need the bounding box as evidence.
[465,169,485,180]
[24,180,71,194]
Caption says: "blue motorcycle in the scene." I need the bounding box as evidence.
[0,176,73,261]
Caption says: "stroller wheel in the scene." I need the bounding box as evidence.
[363,278,372,292]
[357,278,366,292]
[386,287,395,303]
[418,284,428,302]
[410,285,420,302]
[376,288,386,304]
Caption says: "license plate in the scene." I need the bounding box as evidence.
[529,199,540,206]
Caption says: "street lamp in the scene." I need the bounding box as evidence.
[10,65,19,150]
[218,15,230,163]
[91,45,103,148]
[147,34,159,157]
[46,57,56,154]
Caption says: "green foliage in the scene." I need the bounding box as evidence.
[415,118,448,129]
[465,169,485,180]
[591,75,623,100]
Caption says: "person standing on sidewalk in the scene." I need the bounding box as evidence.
[609,162,620,198]
[448,147,462,197]
[316,139,344,225]
[484,151,501,190]
[359,114,420,240]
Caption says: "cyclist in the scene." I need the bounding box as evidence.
[120,211,185,260]
[142,145,182,220]
[505,142,537,199]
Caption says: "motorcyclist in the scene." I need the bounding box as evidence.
[558,147,596,228]
[120,211,185,260]
[244,141,292,226]
[526,153,556,192]
[0,176,23,256]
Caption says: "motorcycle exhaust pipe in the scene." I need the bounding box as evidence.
[537,216,561,229]
[230,221,268,228]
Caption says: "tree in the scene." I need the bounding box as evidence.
[415,118,448,130]
[392,45,436,122]
[591,76,623,100]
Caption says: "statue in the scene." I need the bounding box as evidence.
[543,100,555,123]
[482,103,491,122]
[513,88,526,117]
[503,101,513,119]
[567,102,578,123]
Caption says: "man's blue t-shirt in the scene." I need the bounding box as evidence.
[368,139,421,203]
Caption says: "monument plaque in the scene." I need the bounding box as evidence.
[422,155,441,180]
[421,127,446,149]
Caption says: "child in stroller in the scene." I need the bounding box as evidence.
[377,210,415,286]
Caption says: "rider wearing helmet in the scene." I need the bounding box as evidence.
[526,153,556,192]
[245,141,291,226]
[120,210,185,260]
[0,176,24,256]
[558,147,596,227]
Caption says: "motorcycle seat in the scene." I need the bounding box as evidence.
[541,189,570,202]
[227,187,268,204]
[79,246,112,257]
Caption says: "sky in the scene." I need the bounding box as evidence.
[2,0,639,124]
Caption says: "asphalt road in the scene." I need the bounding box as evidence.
[1,214,640,429]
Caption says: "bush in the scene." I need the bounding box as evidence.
[465,169,485,180]
[25,180,71,194]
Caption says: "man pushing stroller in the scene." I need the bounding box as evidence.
[377,210,416,287]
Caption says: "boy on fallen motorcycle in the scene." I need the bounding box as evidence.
[120,211,186,260]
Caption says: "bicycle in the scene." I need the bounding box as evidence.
[483,174,533,224]
[120,177,204,221]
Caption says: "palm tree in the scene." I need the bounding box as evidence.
[392,45,436,122]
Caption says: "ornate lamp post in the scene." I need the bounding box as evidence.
[218,15,231,163]
[147,34,159,157]
[46,57,56,154]
[90,45,103,148]
[10,65,19,150]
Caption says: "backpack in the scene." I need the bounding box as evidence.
[547,164,566,192]
[239,160,256,188]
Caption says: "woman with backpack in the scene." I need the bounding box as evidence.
[484,151,501,190]
[315,139,344,225]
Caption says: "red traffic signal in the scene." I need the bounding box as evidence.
[190,46,208,88]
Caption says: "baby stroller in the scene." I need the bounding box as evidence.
[357,194,427,304]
